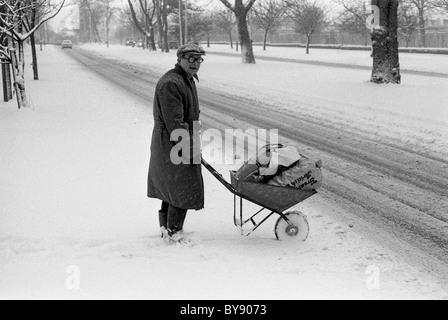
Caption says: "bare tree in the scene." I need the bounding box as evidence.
[285,0,326,54]
[404,0,438,47]
[370,0,401,84]
[115,8,139,44]
[100,0,118,47]
[399,1,419,47]
[154,0,177,52]
[336,0,371,46]
[78,0,103,43]
[20,1,38,81]
[187,10,215,44]
[219,0,257,64]
[0,0,65,109]
[252,0,285,50]
[128,0,157,50]
[211,8,236,48]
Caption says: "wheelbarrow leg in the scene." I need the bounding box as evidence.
[233,194,279,236]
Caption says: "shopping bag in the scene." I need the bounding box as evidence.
[234,144,302,182]
[258,145,301,176]
[267,158,323,190]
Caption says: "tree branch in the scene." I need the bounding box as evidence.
[220,0,234,12]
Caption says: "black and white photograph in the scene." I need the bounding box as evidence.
[1,0,447,302]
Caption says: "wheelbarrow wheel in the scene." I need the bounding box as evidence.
[274,211,309,242]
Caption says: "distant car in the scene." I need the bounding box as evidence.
[61,40,72,49]
[136,41,144,48]
[125,40,135,47]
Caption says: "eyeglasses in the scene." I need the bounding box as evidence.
[183,56,204,64]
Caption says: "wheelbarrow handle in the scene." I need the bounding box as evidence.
[201,157,237,194]
[201,157,223,179]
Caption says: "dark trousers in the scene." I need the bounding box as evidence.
[159,201,187,234]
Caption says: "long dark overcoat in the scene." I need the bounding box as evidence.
[147,64,204,210]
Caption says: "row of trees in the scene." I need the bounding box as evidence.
[121,1,448,63]
[0,0,65,109]
[80,0,448,51]
[77,0,124,46]
[82,0,214,52]
[117,0,404,84]
[121,0,328,62]
[224,0,448,54]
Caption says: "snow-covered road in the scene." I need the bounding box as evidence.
[1,44,447,300]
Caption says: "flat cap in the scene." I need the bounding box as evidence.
[177,43,206,57]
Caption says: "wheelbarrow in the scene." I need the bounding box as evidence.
[201,158,319,242]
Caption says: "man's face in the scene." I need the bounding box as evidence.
[179,54,204,78]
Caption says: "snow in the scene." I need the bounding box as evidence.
[1,43,447,300]
[75,43,448,162]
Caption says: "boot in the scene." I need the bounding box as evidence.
[159,210,168,238]
[167,207,187,236]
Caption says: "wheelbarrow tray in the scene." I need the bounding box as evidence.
[201,158,319,237]
[230,171,317,214]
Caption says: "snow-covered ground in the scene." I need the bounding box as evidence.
[0,44,447,300]
[207,43,448,74]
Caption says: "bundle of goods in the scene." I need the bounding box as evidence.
[234,144,323,191]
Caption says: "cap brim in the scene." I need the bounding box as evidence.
[182,50,206,56]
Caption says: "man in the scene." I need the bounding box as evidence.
[147,43,205,244]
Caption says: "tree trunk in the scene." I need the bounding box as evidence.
[93,18,102,43]
[162,0,169,52]
[370,0,401,84]
[86,1,102,43]
[263,30,268,51]
[228,31,233,48]
[236,12,255,63]
[149,27,157,50]
[305,34,311,54]
[178,0,184,45]
[156,1,164,50]
[30,33,39,80]
[106,7,110,48]
[11,42,29,109]
[106,27,110,47]
[418,8,425,47]
[30,7,39,80]
[2,62,12,102]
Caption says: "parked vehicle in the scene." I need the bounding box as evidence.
[61,40,73,49]
[125,40,135,47]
